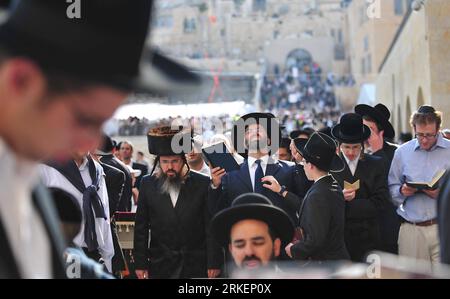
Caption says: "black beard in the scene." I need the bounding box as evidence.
[246,139,269,153]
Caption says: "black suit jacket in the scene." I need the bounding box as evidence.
[373,141,398,177]
[132,162,148,190]
[291,175,349,261]
[100,162,125,217]
[0,185,66,279]
[331,154,390,261]
[100,155,133,212]
[373,141,400,254]
[438,171,450,264]
[208,159,302,222]
[134,172,222,278]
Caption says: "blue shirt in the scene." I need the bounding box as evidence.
[388,133,450,222]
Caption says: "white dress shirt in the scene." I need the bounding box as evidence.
[38,158,114,272]
[343,153,360,176]
[0,138,51,278]
[247,155,270,191]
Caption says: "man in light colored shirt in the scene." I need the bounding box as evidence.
[39,153,114,272]
[186,135,211,177]
[389,105,450,263]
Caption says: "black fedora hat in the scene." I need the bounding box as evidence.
[355,103,395,139]
[297,132,344,172]
[211,193,295,247]
[289,126,315,140]
[0,0,200,93]
[332,113,371,144]
[147,126,192,156]
[231,112,281,154]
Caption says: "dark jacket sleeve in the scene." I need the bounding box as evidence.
[118,171,133,212]
[207,175,232,215]
[291,192,331,260]
[346,161,390,219]
[108,170,125,217]
[133,176,151,270]
[204,185,224,270]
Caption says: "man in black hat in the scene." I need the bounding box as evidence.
[134,126,222,279]
[331,113,390,262]
[211,193,294,275]
[96,134,133,212]
[0,0,199,278]
[285,132,349,261]
[355,103,400,254]
[209,112,303,223]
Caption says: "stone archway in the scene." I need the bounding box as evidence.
[285,48,313,70]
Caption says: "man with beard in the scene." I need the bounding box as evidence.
[133,126,222,279]
[209,113,303,223]
[211,193,294,276]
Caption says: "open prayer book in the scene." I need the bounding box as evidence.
[405,169,446,190]
[202,142,240,173]
[344,179,360,191]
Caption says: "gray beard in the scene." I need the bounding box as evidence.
[159,172,182,195]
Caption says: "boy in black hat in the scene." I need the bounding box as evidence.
[211,193,294,276]
[285,132,349,261]
[133,126,222,279]
[355,103,400,254]
[0,0,199,278]
[331,113,390,262]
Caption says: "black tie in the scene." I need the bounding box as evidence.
[254,159,264,193]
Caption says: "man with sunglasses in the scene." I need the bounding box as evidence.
[389,105,450,262]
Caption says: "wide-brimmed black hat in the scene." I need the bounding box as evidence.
[147,126,192,156]
[332,113,371,144]
[0,0,200,93]
[211,193,294,247]
[355,103,395,139]
[297,132,344,172]
[289,127,315,140]
[231,112,281,154]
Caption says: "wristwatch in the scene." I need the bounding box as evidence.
[278,185,287,196]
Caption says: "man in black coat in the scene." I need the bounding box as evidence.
[355,103,400,254]
[285,132,349,261]
[134,126,222,279]
[97,134,133,212]
[209,113,303,223]
[331,113,390,262]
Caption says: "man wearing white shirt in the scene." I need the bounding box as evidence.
[39,153,114,272]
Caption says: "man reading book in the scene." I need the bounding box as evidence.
[389,105,450,262]
[331,113,390,262]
